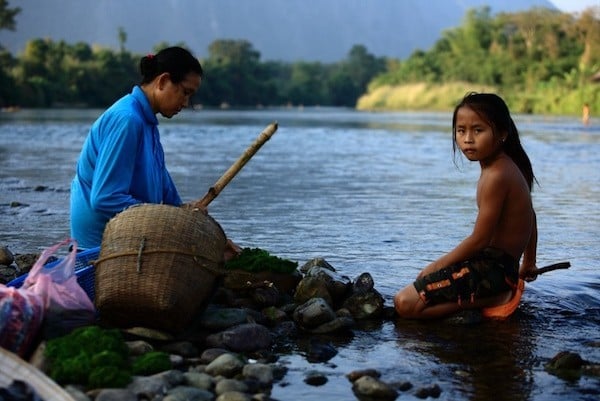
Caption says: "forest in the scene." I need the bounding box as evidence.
[0,3,599,115]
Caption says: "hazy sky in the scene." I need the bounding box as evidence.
[550,0,599,12]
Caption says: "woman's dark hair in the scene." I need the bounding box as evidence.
[139,46,203,84]
[452,92,537,191]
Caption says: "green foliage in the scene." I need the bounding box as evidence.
[0,6,598,112]
[0,0,21,32]
[131,351,172,375]
[225,247,298,274]
[362,6,600,114]
[0,33,385,108]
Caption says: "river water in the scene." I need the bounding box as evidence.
[1,107,599,400]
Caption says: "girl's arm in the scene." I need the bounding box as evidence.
[418,171,507,278]
[519,210,538,281]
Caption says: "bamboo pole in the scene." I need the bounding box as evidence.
[196,122,278,207]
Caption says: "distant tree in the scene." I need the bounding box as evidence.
[0,0,21,106]
[117,27,127,54]
[0,0,20,32]
[573,7,600,69]
[199,39,265,106]
[208,39,260,66]
[0,47,17,106]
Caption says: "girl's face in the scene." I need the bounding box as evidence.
[156,72,201,118]
[454,106,505,164]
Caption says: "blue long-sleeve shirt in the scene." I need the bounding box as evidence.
[70,86,182,248]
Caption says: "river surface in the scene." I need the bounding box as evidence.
[1,107,599,400]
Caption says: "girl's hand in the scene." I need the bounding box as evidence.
[519,263,538,282]
[417,262,440,279]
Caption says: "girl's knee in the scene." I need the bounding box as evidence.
[394,290,415,318]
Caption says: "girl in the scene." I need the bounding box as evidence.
[394,92,538,319]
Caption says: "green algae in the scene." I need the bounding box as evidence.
[225,247,298,274]
[44,325,171,388]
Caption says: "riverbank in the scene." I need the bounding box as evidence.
[356,81,600,117]
[3,249,599,401]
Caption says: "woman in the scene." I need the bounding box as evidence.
[394,92,538,319]
[70,46,239,259]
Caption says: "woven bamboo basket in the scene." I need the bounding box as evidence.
[94,203,227,332]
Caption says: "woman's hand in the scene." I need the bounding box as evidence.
[181,201,208,215]
[223,239,242,262]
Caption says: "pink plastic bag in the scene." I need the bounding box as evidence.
[23,238,96,338]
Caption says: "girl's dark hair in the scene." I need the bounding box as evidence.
[452,92,536,191]
[139,46,203,84]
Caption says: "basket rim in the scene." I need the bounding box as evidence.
[0,348,75,401]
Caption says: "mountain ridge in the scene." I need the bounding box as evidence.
[0,0,557,62]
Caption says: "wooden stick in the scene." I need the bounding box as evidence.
[196,122,278,207]
[535,261,571,276]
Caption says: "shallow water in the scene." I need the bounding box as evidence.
[1,107,599,400]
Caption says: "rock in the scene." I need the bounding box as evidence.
[306,339,337,363]
[299,257,337,273]
[164,386,214,401]
[13,253,41,272]
[215,391,252,401]
[206,323,273,352]
[160,341,199,358]
[342,290,385,320]
[293,297,336,329]
[127,370,184,398]
[199,348,231,364]
[352,375,398,400]
[223,269,302,296]
[205,353,246,377]
[0,265,19,284]
[183,372,214,390]
[304,370,328,386]
[242,363,274,385]
[545,351,589,380]
[309,316,354,334]
[123,326,174,341]
[0,245,15,265]
[346,368,381,382]
[214,378,249,395]
[125,340,154,356]
[252,286,281,307]
[198,306,258,331]
[94,388,137,401]
[547,351,586,370]
[353,272,375,294]
[414,383,442,399]
[293,276,333,306]
[304,266,352,304]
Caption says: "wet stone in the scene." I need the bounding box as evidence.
[304,370,328,386]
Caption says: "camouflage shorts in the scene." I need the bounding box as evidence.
[413,247,518,306]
